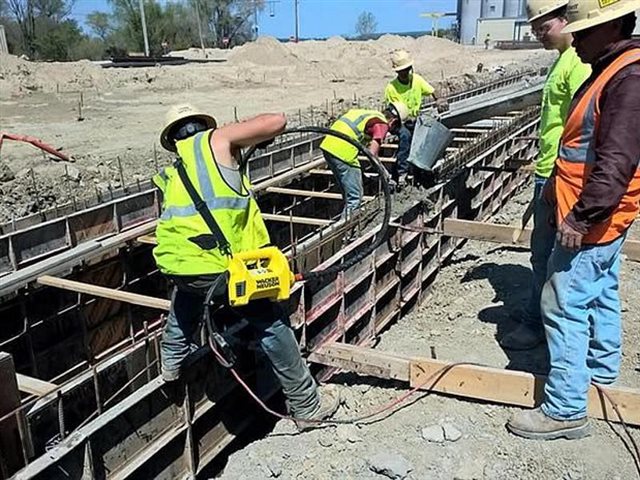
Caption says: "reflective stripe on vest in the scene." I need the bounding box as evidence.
[160,197,250,220]
[319,109,387,168]
[337,113,377,141]
[555,48,640,245]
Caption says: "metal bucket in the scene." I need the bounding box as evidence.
[407,114,453,172]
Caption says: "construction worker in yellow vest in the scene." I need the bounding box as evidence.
[152,104,339,427]
[384,50,447,187]
[319,102,409,218]
[499,0,591,351]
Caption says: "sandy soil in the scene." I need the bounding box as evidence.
[216,185,640,480]
[0,35,553,221]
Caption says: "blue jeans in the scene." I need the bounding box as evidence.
[323,151,363,218]
[525,175,557,330]
[161,284,320,417]
[396,125,412,178]
[540,234,626,420]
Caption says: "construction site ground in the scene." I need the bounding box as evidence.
[0,35,553,221]
[217,184,640,480]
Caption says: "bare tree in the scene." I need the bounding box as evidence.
[195,0,263,48]
[7,0,35,54]
[355,11,377,37]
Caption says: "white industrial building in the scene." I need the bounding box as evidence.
[458,0,640,45]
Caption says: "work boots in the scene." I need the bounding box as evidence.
[507,407,590,440]
[499,323,546,350]
[295,384,341,432]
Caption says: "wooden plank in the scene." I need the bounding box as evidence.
[266,187,374,201]
[443,218,640,261]
[37,275,171,310]
[261,213,332,227]
[410,360,640,426]
[136,234,157,245]
[310,343,640,426]
[16,374,57,396]
[309,343,409,382]
[443,218,532,245]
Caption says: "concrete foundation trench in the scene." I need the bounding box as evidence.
[0,76,639,480]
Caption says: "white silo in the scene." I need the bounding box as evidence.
[458,0,484,44]
[482,0,505,18]
[503,0,524,17]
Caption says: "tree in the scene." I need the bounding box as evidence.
[355,11,377,37]
[196,0,263,48]
[5,0,77,58]
[87,11,112,40]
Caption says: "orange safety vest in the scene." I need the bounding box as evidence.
[555,48,640,245]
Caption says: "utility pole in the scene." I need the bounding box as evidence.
[253,0,259,40]
[294,0,299,42]
[194,0,206,55]
[138,0,150,56]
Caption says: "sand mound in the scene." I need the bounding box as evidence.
[228,36,301,67]
[0,53,107,96]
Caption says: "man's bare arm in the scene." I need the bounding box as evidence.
[211,113,287,167]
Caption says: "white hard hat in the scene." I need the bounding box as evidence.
[160,103,217,152]
[389,101,410,123]
[391,50,414,72]
[526,0,569,22]
[562,0,640,33]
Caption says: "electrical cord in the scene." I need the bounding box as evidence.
[241,126,393,283]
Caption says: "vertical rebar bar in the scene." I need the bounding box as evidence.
[153,143,159,172]
[15,410,30,465]
[92,365,103,415]
[57,391,66,440]
[29,168,41,212]
[143,321,152,383]
[117,156,126,192]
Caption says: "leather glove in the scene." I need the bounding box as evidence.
[436,98,449,113]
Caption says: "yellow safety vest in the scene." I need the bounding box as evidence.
[319,109,387,168]
[153,130,270,276]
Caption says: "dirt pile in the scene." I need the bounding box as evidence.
[228,36,303,67]
[225,35,476,82]
[0,53,106,96]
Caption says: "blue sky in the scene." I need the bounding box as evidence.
[71,0,457,39]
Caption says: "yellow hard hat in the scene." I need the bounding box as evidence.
[160,103,217,152]
[389,101,410,123]
[526,0,569,22]
[562,0,640,33]
[391,50,413,72]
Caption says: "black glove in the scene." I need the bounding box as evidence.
[255,138,275,150]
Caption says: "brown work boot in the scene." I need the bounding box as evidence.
[499,324,546,350]
[295,384,341,432]
[507,407,590,440]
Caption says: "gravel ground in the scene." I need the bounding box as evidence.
[216,184,640,480]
